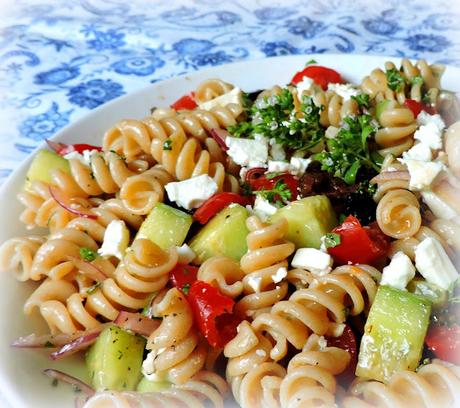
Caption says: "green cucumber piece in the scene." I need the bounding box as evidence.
[137,203,193,250]
[24,149,70,191]
[137,377,171,393]
[356,285,431,383]
[407,279,447,308]
[189,204,249,264]
[86,325,145,391]
[269,195,337,249]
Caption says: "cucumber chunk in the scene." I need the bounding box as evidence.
[407,279,447,308]
[356,285,431,382]
[269,195,337,249]
[86,325,146,391]
[24,149,70,191]
[137,377,171,393]
[189,204,249,264]
[137,203,193,250]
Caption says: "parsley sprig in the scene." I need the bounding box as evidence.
[386,68,424,92]
[255,179,292,206]
[80,247,97,262]
[313,114,383,185]
[228,89,324,151]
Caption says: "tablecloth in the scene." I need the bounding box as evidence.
[0,0,459,187]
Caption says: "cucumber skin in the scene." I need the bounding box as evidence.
[24,149,70,191]
[86,325,146,392]
[356,285,431,383]
[136,377,171,393]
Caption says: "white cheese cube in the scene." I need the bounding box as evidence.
[199,87,242,111]
[403,143,432,162]
[98,220,130,260]
[414,122,443,150]
[421,191,458,220]
[325,126,340,139]
[226,134,268,168]
[142,349,168,381]
[246,275,262,293]
[401,158,444,191]
[296,77,314,102]
[253,195,278,222]
[63,149,98,166]
[165,174,218,210]
[289,157,312,176]
[267,160,290,173]
[272,267,287,284]
[269,138,286,161]
[291,248,333,276]
[176,244,196,264]
[327,83,360,101]
[380,252,416,290]
[417,111,446,133]
[415,237,459,290]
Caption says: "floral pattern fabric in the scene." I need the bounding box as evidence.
[0,0,459,185]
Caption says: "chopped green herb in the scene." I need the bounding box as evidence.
[305,59,317,66]
[410,75,423,86]
[324,233,341,248]
[386,68,405,92]
[422,93,432,105]
[254,179,292,205]
[182,283,191,295]
[163,139,173,151]
[313,114,382,185]
[86,281,102,295]
[351,93,370,109]
[44,341,55,348]
[80,247,97,262]
[228,89,324,151]
[265,171,283,180]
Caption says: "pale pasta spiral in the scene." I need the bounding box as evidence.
[194,78,234,103]
[236,216,295,318]
[310,88,359,127]
[146,288,207,385]
[343,360,460,408]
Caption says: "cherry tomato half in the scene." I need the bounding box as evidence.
[169,264,199,294]
[170,93,198,110]
[425,324,460,365]
[291,65,343,90]
[404,99,436,117]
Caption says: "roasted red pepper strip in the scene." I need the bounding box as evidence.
[291,65,343,90]
[245,169,298,201]
[169,264,198,294]
[328,216,389,265]
[404,99,436,117]
[188,281,241,348]
[425,324,460,365]
[46,140,102,156]
[194,193,248,225]
[170,92,198,110]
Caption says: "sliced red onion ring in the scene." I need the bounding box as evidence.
[12,325,109,348]
[50,330,101,361]
[210,128,229,151]
[46,139,69,154]
[370,171,410,184]
[67,256,107,282]
[114,311,160,337]
[49,186,97,219]
[43,369,95,397]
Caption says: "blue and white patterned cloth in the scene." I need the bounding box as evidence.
[1,0,459,186]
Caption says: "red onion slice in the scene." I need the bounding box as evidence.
[370,171,410,184]
[50,330,101,361]
[66,256,107,282]
[114,311,160,337]
[210,128,229,151]
[49,186,97,219]
[46,139,69,155]
[43,369,95,397]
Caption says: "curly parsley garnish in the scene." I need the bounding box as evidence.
[386,68,406,92]
[228,88,324,151]
[324,233,341,248]
[255,179,292,205]
[313,114,383,185]
[351,93,370,109]
[80,247,97,262]
[163,139,173,151]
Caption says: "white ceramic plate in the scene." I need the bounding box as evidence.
[1,54,459,408]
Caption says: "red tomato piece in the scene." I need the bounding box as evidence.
[328,216,389,265]
[194,193,248,225]
[404,99,436,117]
[170,92,198,110]
[169,264,198,294]
[46,140,102,156]
[325,325,358,385]
[245,169,299,201]
[291,65,343,90]
[188,281,241,348]
[426,324,460,365]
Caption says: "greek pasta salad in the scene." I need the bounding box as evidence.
[2,58,460,408]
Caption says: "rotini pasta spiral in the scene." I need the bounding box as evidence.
[310,88,359,127]
[146,288,207,385]
[343,360,460,408]
[195,79,234,104]
[0,235,46,281]
[236,216,295,318]
[82,371,229,408]
[119,165,174,215]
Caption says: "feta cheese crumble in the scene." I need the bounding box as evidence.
[253,195,278,221]
[402,159,444,191]
[269,138,286,161]
[289,157,312,176]
[380,252,415,291]
[199,87,242,111]
[272,267,288,284]
[63,149,99,166]
[98,220,130,260]
[176,244,196,264]
[327,83,360,101]
[296,77,314,102]
[267,160,291,173]
[165,174,218,210]
[226,134,268,168]
[415,237,459,290]
[291,248,333,276]
[247,275,262,293]
[403,143,433,162]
